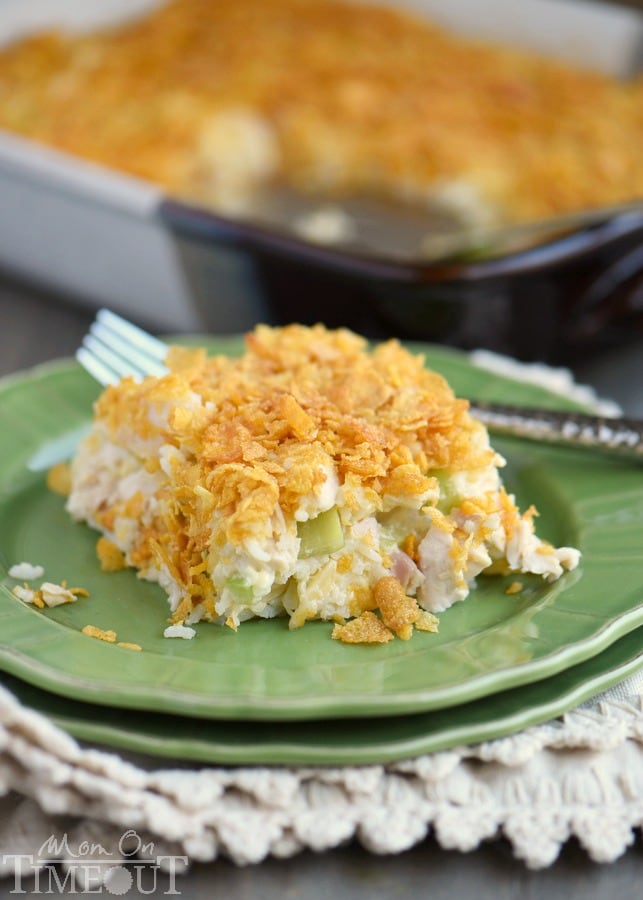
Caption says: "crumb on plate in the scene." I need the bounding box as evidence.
[8,562,44,580]
[163,623,197,640]
[11,572,89,609]
[81,625,117,643]
[46,462,72,496]
[332,611,394,644]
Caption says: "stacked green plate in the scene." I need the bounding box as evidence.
[1,340,642,765]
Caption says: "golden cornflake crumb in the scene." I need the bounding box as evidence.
[414,611,440,633]
[170,595,195,626]
[81,625,117,643]
[395,623,414,642]
[400,534,419,563]
[46,462,72,496]
[505,581,524,595]
[164,345,207,372]
[332,611,394,644]
[117,641,142,651]
[96,536,127,572]
[373,576,420,638]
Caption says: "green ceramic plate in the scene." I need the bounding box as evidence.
[1,340,642,722]
[3,626,643,765]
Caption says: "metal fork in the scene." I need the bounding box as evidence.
[76,308,169,384]
[77,309,643,462]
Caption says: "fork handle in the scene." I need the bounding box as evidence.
[469,402,643,462]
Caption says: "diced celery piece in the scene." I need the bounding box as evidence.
[297,506,344,558]
[225,575,254,602]
[434,469,459,512]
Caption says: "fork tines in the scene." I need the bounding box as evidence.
[76,309,169,386]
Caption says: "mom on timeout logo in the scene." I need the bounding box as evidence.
[2,829,188,895]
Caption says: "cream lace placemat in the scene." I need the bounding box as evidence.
[1,679,642,878]
[0,353,641,880]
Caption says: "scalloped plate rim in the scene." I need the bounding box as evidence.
[4,625,643,765]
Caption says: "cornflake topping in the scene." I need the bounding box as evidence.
[93,324,490,629]
[65,322,580,646]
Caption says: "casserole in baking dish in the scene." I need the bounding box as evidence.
[2,0,643,226]
[0,0,642,358]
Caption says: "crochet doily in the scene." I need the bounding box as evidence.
[0,351,641,878]
[1,678,643,877]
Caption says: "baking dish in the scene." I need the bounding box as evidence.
[0,0,642,360]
